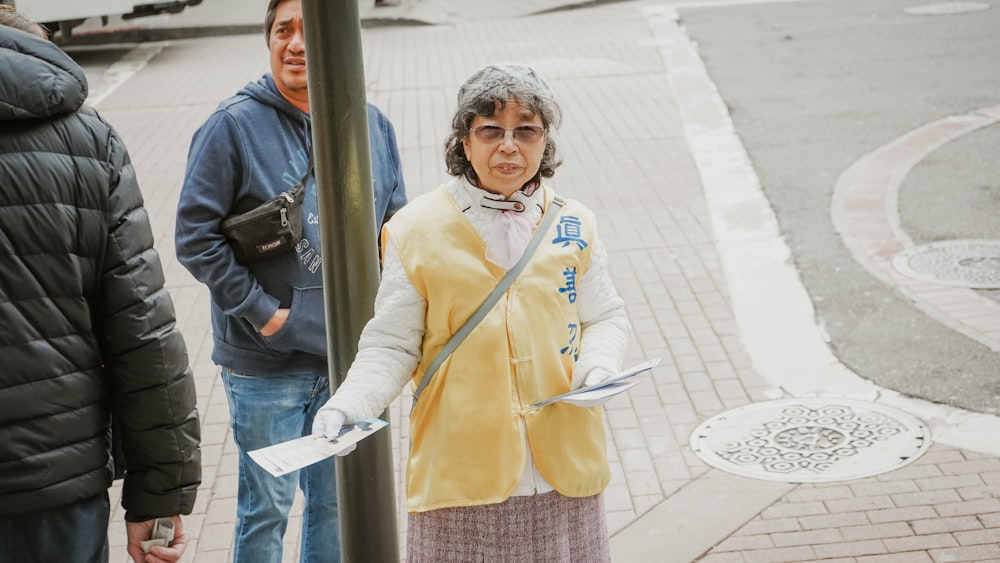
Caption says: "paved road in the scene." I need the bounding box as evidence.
[55,0,1000,560]
[679,0,1000,416]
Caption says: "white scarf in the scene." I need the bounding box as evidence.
[477,181,541,270]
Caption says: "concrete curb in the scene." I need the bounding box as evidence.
[56,25,261,46]
[611,470,795,562]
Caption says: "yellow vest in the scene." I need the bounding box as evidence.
[383,184,610,513]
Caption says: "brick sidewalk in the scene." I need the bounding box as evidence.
[94,2,1000,562]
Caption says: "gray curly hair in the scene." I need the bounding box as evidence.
[444,64,563,182]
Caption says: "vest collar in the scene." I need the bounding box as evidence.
[458,175,543,215]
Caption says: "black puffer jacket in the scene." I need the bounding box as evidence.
[0,26,201,518]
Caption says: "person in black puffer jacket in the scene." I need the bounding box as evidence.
[0,8,201,562]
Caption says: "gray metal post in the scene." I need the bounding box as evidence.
[300,0,400,561]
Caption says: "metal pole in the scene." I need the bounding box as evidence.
[300,1,400,561]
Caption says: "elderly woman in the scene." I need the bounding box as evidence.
[314,64,630,562]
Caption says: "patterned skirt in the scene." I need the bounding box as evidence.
[406,491,611,563]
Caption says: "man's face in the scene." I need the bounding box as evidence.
[268,0,307,107]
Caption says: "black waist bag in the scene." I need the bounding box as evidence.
[221,181,305,264]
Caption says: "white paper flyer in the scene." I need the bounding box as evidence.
[531,357,662,409]
[248,418,388,477]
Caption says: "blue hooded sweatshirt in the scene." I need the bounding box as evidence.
[175,74,406,375]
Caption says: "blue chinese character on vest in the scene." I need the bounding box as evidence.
[551,216,588,250]
[560,323,580,361]
[559,266,578,304]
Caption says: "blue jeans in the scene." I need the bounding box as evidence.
[0,493,109,562]
[221,368,340,563]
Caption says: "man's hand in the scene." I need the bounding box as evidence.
[126,515,187,563]
[260,308,289,336]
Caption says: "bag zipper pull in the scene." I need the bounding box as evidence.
[280,207,289,226]
[282,191,294,203]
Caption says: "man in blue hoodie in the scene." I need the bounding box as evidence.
[174,0,406,560]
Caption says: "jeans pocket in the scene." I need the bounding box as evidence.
[264,286,328,356]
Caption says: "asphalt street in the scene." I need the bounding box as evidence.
[678,0,1000,415]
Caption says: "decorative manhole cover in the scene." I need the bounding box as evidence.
[892,239,1000,289]
[690,398,931,483]
[904,2,991,15]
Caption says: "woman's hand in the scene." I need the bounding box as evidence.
[312,407,356,455]
[312,407,346,438]
[583,368,614,388]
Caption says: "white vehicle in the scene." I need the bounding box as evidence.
[9,0,203,38]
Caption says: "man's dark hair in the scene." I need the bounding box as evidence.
[263,0,282,46]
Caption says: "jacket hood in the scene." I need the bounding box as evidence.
[0,26,87,121]
[237,74,306,120]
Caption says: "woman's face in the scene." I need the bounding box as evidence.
[462,99,547,197]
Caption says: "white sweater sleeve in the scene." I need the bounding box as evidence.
[322,238,425,422]
[571,231,631,389]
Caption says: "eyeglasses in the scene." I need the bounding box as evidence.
[469,125,547,144]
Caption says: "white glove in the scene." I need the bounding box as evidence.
[312,407,356,456]
[312,406,345,437]
[583,368,615,388]
[334,441,356,456]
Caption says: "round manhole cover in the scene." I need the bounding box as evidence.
[892,239,1000,289]
[690,398,931,483]
[904,2,991,15]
